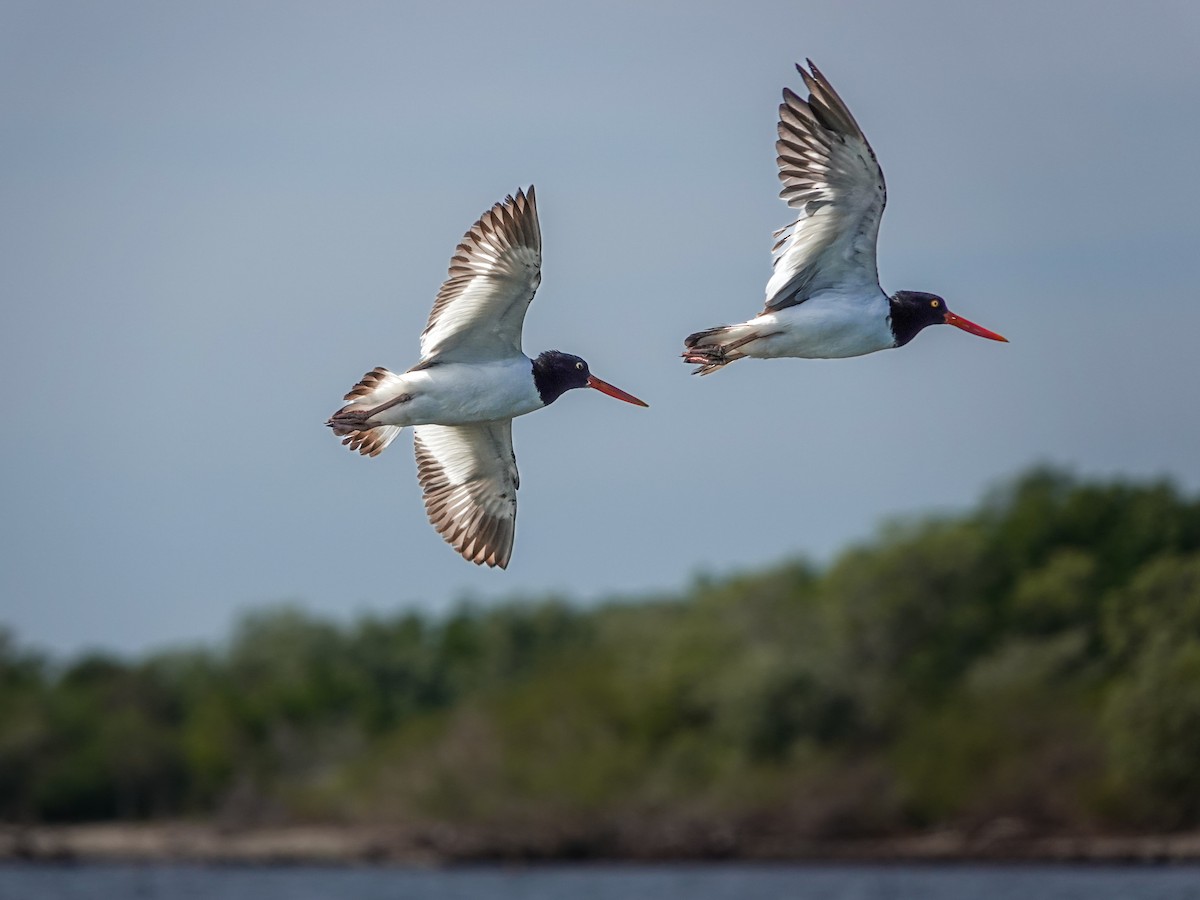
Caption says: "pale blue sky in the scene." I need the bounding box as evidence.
[3,1,1198,654]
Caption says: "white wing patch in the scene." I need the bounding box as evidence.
[418,187,542,364]
[765,61,887,312]
[413,421,519,569]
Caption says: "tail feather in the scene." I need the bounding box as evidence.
[342,366,402,402]
[682,325,760,375]
[338,424,403,457]
[326,366,408,457]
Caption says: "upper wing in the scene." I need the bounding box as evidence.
[413,421,519,569]
[764,61,887,313]
[418,187,542,364]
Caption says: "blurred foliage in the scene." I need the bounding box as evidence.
[2,467,1200,835]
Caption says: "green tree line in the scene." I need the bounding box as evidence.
[3,467,1200,839]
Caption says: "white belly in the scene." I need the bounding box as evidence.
[372,358,541,427]
[753,290,894,359]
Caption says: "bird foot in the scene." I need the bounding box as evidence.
[326,408,374,436]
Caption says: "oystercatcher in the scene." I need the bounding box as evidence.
[683,61,1006,375]
[327,187,647,568]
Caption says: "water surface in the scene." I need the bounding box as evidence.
[1,862,1197,900]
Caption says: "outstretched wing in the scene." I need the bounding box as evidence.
[418,187,542,364]
[765,60,887,312]
[413,421,519,569]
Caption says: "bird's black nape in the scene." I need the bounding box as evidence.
[531,350,592,405]
[888,290,948,347]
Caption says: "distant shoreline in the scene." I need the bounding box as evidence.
[3,823,1200,866]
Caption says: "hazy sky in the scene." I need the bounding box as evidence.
[3,1,1199,655]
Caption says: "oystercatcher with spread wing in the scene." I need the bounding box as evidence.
[683,61,1006,375]
[328,187,648,568]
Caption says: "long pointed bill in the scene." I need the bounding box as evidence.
[587,374,649,407]
[944,311,1008,343]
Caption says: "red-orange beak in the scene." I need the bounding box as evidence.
[944,311,1008,343]
[587,374,649,407]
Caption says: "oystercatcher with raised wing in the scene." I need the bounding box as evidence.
[327,187,648,568]
[683,60,1006,375]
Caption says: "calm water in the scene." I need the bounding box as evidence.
[0,863,1197,900]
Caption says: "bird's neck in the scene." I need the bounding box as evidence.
[530,355,570,406]
[888,294,925,348]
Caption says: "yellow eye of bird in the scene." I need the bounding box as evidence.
[931,299,940,308]
[576,362,584,370]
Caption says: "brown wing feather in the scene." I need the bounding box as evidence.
[413,422,518,568]
[418,187,542,363]
[765,61,887,313]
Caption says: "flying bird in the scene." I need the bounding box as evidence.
[327,187,648,568]
[683,60,1006,375]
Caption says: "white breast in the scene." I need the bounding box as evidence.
[754,289,893,359]
[373,358,542,428]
